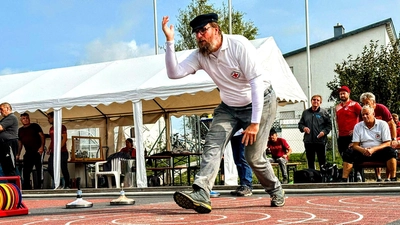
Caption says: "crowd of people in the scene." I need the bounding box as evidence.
[336,88,398,182]
[0,103,71,190]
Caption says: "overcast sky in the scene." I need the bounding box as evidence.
[1,0,399,75]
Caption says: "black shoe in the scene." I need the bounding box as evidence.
[22,184,32,190]
[340,178,348,182]
[230,186,241,196]
[173,188,212,214]
[236,186,252,197]
[376,178,383,182]
[391,177,397,182]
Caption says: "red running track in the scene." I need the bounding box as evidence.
[1,195,399,225]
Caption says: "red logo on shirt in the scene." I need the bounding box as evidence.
[231,71,241,79]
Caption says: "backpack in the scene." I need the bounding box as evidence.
[320,163,339,183]
[147,175,162,187]
[294,169,322,183]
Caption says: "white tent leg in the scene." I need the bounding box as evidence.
[133,101,147,187]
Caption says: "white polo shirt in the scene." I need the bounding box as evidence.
[165,34,272,123]
[352,119,391,148]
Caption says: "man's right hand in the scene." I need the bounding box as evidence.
[303,127,310,134]
[162,16,174,41]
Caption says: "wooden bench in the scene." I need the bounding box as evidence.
[353,159,400,182]
[146,167,174,185]
[171,166,190,186]
[270,162,301,183]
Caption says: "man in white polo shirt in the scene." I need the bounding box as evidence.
[161,13,284,213]
[341,104,397,182]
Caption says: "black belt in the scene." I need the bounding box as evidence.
[264,86,273,96]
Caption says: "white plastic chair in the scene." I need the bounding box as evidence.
[94,158,122,188]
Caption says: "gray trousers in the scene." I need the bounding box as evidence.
[268,157,288,178]
[193,88,281,197]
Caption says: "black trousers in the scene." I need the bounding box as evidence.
[48,152,70,188]
[304,142,326,170]
[22,151,43,189]
[0,139,17,177]
[337,135,353,156]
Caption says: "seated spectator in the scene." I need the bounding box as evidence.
[119,138,136,158]
[341,105,397,182]
[267,128,292,184]
[104,138,135,171]
[100,138,135,187]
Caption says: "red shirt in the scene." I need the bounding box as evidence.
[336,100,362,136]
[120,147,136,157]
[374,103,392,122]
[267,138,290,159]
[49,125,68,153]
[396,121,400,138]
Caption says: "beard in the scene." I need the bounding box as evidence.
[197,39,216,56]
[340,96,348,102]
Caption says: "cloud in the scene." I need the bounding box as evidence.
[80,2,155,65]
[0,67,24,75]
[81,38,154,64]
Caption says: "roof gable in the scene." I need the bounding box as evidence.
[284,18,397,57]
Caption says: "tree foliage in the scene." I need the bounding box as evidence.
[174,0,258,51]
[327,40,400,113]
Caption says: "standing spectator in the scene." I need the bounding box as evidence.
[17,113,45,189]
[298,95,332,170]
[0,102,18,177]
[341,105,397,182]
[230,129,253,197]
[46,112,70,189]
[267,128,292,184]
[162,13,284,214]
[360,92,398,181]
[335,86,362,157]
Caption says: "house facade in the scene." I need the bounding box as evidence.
[277,18,398,153]
[284,18,397,109]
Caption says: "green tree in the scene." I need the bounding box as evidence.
[174,0,258,51]
[327,40,400,112]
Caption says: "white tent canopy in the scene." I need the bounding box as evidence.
[0,37,305,115]
[0,37,307,188]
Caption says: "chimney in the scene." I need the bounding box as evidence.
[334,23,345,37]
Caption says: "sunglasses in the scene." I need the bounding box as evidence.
[193,26,211,35]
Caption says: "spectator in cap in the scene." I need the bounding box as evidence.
[359,92,398,182]
[161,12,284,214]
[267,128,292,184]
[335,86,362,156]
